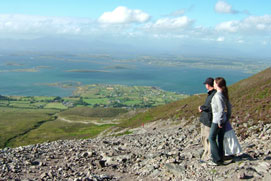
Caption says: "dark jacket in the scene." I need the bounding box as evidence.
[199,89,216,127]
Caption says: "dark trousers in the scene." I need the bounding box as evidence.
[209,123,225,163]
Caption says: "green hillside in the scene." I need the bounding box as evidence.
[1,68,270,148]
[117,68,271,139]
[0,84,187,148]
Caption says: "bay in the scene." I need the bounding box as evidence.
[0,54,251,96]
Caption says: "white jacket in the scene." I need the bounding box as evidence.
[211,91,231,125]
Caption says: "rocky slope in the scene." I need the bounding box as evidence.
[1,118,271,181]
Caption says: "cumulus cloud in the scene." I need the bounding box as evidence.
[0,11,269,50]
[0,14,94,36]
[216,15,271,34]
[0,12,148,39]
[144,16,194,33]
[215,21,239,32]
[98,6,150,24]
[215,1,238,14]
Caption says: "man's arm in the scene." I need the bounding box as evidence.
[200,104,211,112]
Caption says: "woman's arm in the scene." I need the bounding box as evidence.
[215,94,225,127]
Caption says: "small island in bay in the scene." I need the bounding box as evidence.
[5,62,24,66]
[36,66,52,69]
[37,81,82,89]
[104,65,134,70]
[65,69,111,73]
[0,68,39,73]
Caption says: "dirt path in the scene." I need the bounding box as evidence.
[58,117,119,125]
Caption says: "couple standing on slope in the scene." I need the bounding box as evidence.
[198,77,242,166]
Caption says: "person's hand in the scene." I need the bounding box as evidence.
[218,124,222,128]
[198,106,202,112]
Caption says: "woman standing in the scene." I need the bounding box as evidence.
[208,77,231,165]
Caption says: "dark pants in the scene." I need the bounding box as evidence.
[209,123,225,163]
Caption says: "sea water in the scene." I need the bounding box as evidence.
[0,54,251,97]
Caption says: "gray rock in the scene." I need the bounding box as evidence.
[238,171,248,179]
[165,163,186,177]
[263,173,271,181]
[254,161,270,173]
[40,172,48,179]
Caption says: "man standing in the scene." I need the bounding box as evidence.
[198,77,216,161]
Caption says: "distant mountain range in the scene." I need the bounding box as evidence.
[1,36,270,58]
[0,37,136,55]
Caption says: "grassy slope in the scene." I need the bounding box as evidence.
[117,92,204,129]
[7,107,129,147]
[0,108,58,148]
[229,67,271,138]
[9,120,114,147]
[229,67,271,123]
[117,68,271,138]
[59,107,128,119]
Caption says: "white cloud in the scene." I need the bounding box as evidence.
[145,16,193,33]
[215,1,237,14]
[0,14,94,37]
[216,15,271,34]
[215,21,239,32]
[0,11,270,51]
[217,36,225,42]
[98,6,150,24]
[244,15,271,31]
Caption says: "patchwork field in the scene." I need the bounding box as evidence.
[0,84,188,148]
[73,84,188,107]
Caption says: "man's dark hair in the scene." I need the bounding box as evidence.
[203,77,214,87]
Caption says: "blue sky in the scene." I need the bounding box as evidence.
[0,0,271,57]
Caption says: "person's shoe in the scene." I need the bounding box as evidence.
[207,160,224,166]
[207,160,219,166]
[223,159,234,165]
[224,155,234,160]
[217,160,224,165]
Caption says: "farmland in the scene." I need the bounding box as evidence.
[73,84,188,108]
[0,84,188,148]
